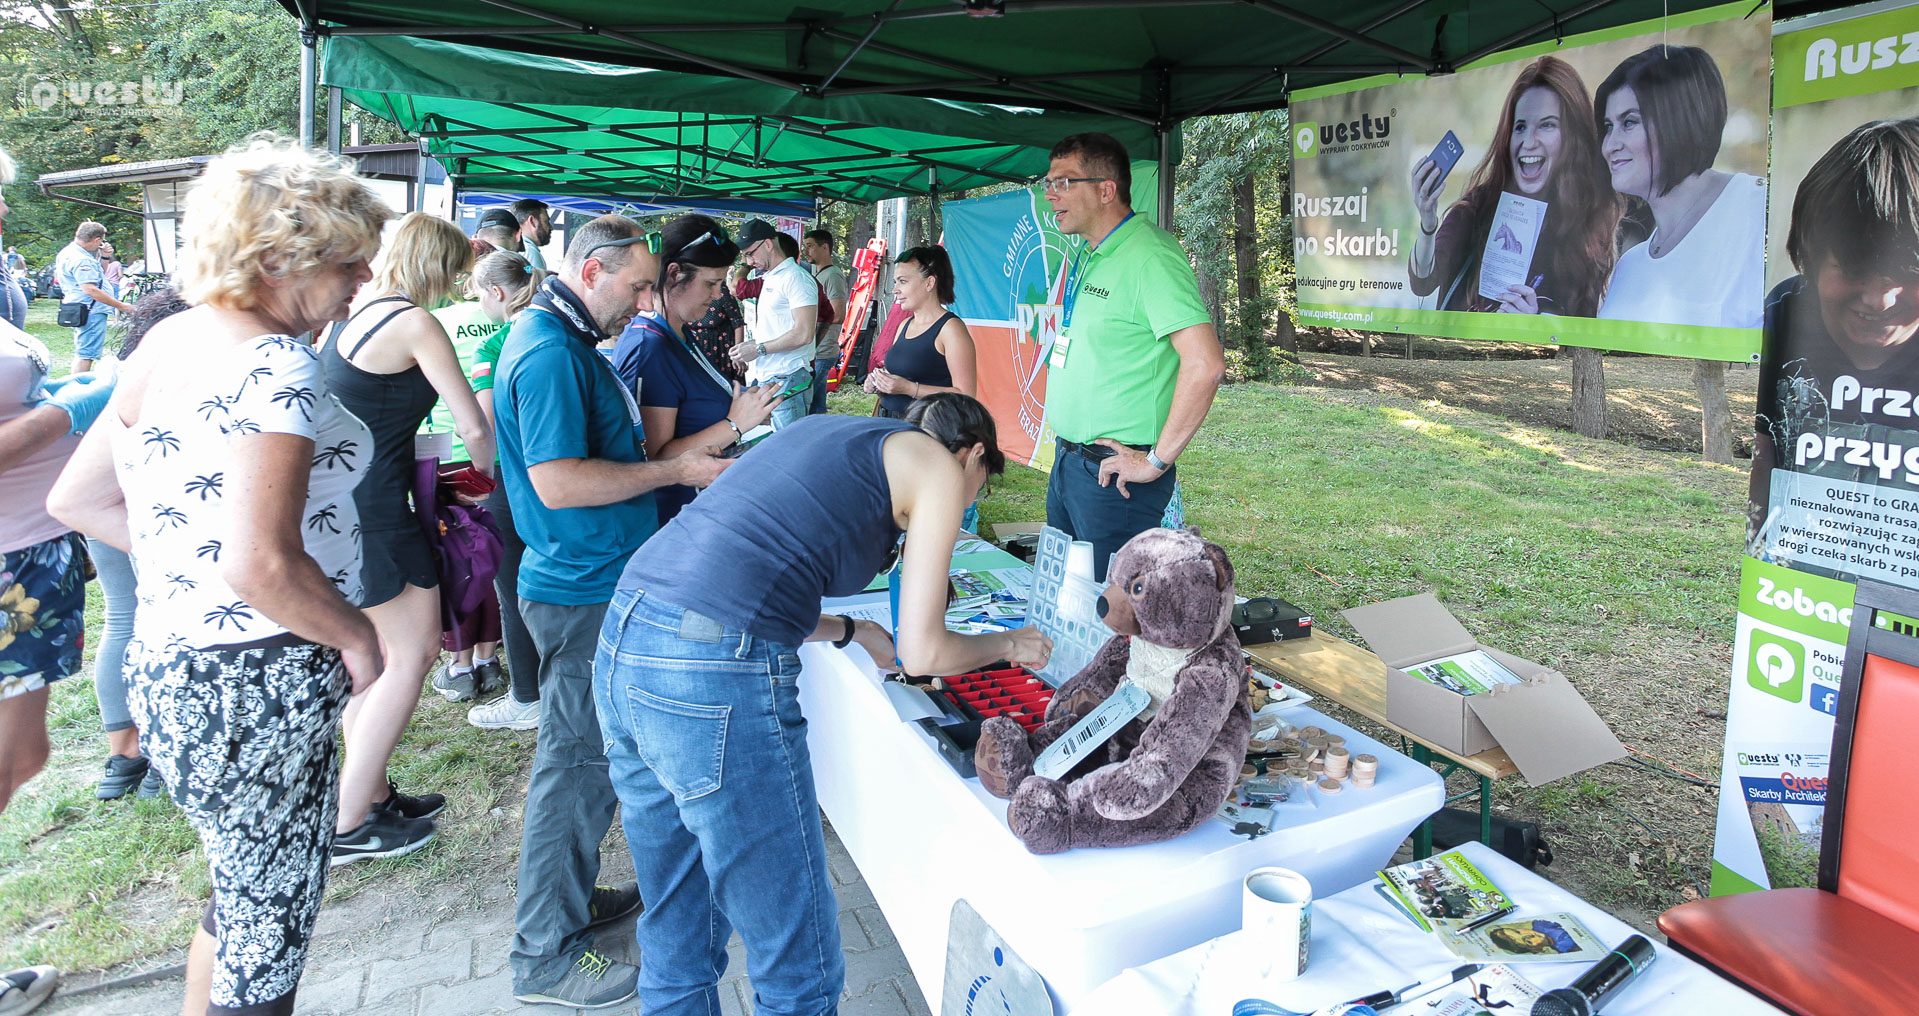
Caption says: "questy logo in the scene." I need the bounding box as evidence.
[1747,629,1805,703]
[1292,123,1318,160]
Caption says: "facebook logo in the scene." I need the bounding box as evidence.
[1809,683,1840,716]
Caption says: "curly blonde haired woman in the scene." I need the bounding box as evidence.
[51,135,390,1016]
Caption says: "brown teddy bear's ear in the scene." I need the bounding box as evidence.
[1202,542,1231,591]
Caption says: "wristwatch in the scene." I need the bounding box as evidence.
[755,341,767,358]
[833,615,856,648]
[1146,448,1171,472]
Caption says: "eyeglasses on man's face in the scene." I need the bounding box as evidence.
[1034,176,1109,194]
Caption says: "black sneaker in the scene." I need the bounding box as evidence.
[583,884,643,932]
[371,779,444,821]
[513,950,636,1009]
[473,656,507,696]
[96,754,151,800]
[329,811,437,868]
[135,765,166,801]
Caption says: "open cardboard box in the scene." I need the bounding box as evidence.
[1342,593,1624,785]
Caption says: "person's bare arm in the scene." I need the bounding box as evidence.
[0,406,74,474]
[1095,321,1223,496]
[885,433,1051,675]
[46,412,129,551]
[80,282,133,313]
[526,448,729,510]
[759,303,818,354]
[222,431,384,690]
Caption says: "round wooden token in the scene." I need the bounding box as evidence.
[1317,778,1342,794]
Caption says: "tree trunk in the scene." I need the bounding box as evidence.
[1274,305,1300,363]
[1571,347,1607,438]
[1694,359,1734,464]
[849,204,877,253]
[1195,261,1224,342]
[1232,175,1269,379]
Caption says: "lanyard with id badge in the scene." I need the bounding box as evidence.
[1046,212,1134,372]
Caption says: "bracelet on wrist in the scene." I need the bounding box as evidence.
[1418,219,1438,236]
[833,615,856,648]
[723,418,743,438]
[1146,448,1171,472]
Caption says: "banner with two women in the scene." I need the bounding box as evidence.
[1289,3,1770,361]
[1711,1,1919,896]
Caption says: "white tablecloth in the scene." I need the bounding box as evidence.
[798,636,1445,1014]
[1069,840,1786,1016]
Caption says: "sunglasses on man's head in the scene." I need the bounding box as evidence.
[580,231,664,264]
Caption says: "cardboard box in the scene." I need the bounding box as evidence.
[989,522,1043,563]
[1341,593,1624,785]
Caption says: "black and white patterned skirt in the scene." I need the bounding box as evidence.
[127,638,348,1012]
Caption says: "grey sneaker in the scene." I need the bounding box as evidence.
[468,693,540,731]
[473,656,507,696]
[0,965,58,1016]
[136,765,166,800]
[96,754,151,800]
[514,950,637,1009]
[431,662,478,703]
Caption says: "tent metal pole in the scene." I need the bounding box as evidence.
[1290,0,1446,68]
[470,0,809,93]
[1157,126,1175,225]
[1246,0,1433,70]
[326,87,343,154]
[298,27,317,147]
[1454,0,1625,68]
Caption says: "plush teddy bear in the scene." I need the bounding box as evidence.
[975,527,1251,854]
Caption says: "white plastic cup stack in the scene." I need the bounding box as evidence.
[1242,866,1313,980]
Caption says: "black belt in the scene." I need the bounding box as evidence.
[1057,438,1150,462]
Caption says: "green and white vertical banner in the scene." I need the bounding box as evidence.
[1712,0,1919,896]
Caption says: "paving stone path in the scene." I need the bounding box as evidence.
[43,822,928,1016]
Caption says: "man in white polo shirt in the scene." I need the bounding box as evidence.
[728,219,817,430]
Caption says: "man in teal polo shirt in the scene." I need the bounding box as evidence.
[495,213,730,1010]
[1042,132,1225,580]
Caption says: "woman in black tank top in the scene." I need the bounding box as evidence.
[867,245,978,418]
[321,211,494,863]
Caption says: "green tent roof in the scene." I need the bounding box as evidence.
[294,0,1801,123]
[324,33,1159,204]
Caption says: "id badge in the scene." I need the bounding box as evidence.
[1032,678,1151,780]
[1046,332,1072,370]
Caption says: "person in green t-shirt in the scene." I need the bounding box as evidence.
[1039,132,1225,580]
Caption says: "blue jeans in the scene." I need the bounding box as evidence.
[86,538,138,732]
[810,358,835,415]
[1045,439,1178,582]
[1,278,25,331]
[595,589,843,1016]
[769,375,809,432]
[76,305,109,360]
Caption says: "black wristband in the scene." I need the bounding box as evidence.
[833,615,856,648]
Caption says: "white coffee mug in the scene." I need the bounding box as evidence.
[1242,866,1313,980]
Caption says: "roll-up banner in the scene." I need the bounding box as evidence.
[940,163,1157,470]
[1711,0,1919,896]
[1289,3,1770,361]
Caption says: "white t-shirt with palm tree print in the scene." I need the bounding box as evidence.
[114,335,371,651]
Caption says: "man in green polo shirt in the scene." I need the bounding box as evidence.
[1042,132,1225,580]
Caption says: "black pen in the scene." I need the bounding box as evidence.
[1457,904,1516,933]
[1346,964,1484,1011]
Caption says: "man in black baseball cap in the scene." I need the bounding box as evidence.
[474,208,521,253]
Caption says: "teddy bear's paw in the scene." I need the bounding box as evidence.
[974,716,1035,799]
[1008,776,1073,854]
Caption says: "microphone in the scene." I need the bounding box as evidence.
[1530,935,1657,1016]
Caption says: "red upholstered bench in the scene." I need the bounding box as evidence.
[1658,577,1919,1016]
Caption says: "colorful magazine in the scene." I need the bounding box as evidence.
[1409,964,1541,1014]
[1377,852,1511,933]
[1439,911,1607,964]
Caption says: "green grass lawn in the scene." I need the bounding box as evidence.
[2,348,1747,976]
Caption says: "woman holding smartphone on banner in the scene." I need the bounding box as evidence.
[865,245,978,419]
[612,215,781,525]
[1594,45,1766,329]
[594,392,1050,1016]
[1407,55,1620,317]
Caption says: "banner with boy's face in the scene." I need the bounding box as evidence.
[1289,3,1770,361]
[1711,0,1919,897]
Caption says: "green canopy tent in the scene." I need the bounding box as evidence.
[290,0,1824,219]
[323,33,1160,207]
